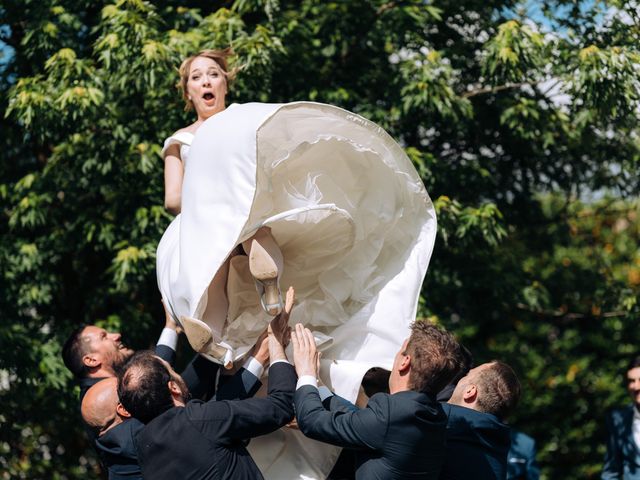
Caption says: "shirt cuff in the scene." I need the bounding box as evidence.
[270,359,291,368]
[296,375,318,390]
[156,328,178,351]
[242,356,265,379]
[318,386,334,401]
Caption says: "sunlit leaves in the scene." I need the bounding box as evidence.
[482,20,545,83]
[570,45,640,120]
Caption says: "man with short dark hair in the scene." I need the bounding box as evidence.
[601,355,640,479]
[118,290,297,480]
[62,306,182,402]
[440,360,521,480]
[292,321,466,479]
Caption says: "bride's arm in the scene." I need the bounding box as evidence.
[164,143,183,214]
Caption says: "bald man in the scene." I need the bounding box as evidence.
[82,378,143,480]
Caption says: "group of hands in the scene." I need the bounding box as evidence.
[252,286,321,380]
[163,286,321,380]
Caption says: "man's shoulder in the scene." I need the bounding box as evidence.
[382,390,445,421]
[606,404,634,426]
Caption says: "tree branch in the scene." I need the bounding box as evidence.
[376,2,397,16]
[516,303,627,320]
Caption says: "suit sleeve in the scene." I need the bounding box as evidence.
[215,368,262,400]
[188,362,296,441]
[601,411,622,480]
[525,438,541,480]
[294,386,388,450]
[180,354,220,400]
[154,344,176,366]
[324,393,359,413]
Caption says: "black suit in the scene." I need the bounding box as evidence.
[294,386,447,479]
[96,366,263,480]
[78,344,217,480]
[439,403,511,480]
[135,362,296,480]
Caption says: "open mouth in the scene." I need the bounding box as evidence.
[203,93,214,101]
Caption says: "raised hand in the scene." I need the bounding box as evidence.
[268,286,294,347]
[291,323,319,378]
[162,300,182,335]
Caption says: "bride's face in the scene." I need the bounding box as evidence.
[187,56,227,120]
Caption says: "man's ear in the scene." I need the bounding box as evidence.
[398,353,411,374]
[116,402,131,419]
[168,380,182,396]
[83,353,100,369]
[462,384,478,403]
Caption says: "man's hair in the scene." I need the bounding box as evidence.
[405,321,464,396]
[475,361,521,421]
[62,324,91,378]
[117,351,175,424]
[626,355,640,375]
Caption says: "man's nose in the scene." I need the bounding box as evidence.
[109,332,121,341]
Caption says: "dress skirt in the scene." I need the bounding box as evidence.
[156,102,437,479]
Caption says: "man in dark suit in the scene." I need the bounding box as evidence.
[117,306,296,479]
[440,361,521,480]
[602,355,640,479]
[292,321,465,480]
[81,335,269,480]
[507,430,540,480]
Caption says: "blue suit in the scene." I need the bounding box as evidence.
[507,430,540,480]
[439,403,511,480]
[602,406,640,479]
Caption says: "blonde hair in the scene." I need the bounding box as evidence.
[178,47,238,111]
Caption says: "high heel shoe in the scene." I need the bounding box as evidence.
[180,316,234,369]
[249,238,283,316]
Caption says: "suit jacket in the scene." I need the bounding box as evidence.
[96,365,263,480]
[507,430,540,480]
[602,405,640,479]
[439,403,511,480]
[135,362,296,480]
[295,386,447,479]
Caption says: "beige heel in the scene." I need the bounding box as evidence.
[180,316,214,352]
[249,238,283,316]
[180,316,234,369]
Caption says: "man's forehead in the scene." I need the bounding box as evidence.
[627,367,640,379]
[82,325,106,339]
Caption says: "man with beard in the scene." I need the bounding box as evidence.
[62,307,184,403]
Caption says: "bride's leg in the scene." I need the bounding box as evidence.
[243,227,284,316]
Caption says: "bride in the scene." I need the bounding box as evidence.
[156,48,437,479]
[161,48,286,367]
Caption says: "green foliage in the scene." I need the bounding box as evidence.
[1,0,639,478]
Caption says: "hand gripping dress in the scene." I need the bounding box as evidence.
[157,102,437,479]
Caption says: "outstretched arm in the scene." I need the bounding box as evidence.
[291,323,387,450]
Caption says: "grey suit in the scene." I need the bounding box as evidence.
[294,386,448,479]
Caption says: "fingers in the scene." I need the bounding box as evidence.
[284,286,295,315]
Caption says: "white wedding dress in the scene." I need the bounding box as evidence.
[157,102,437,479]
